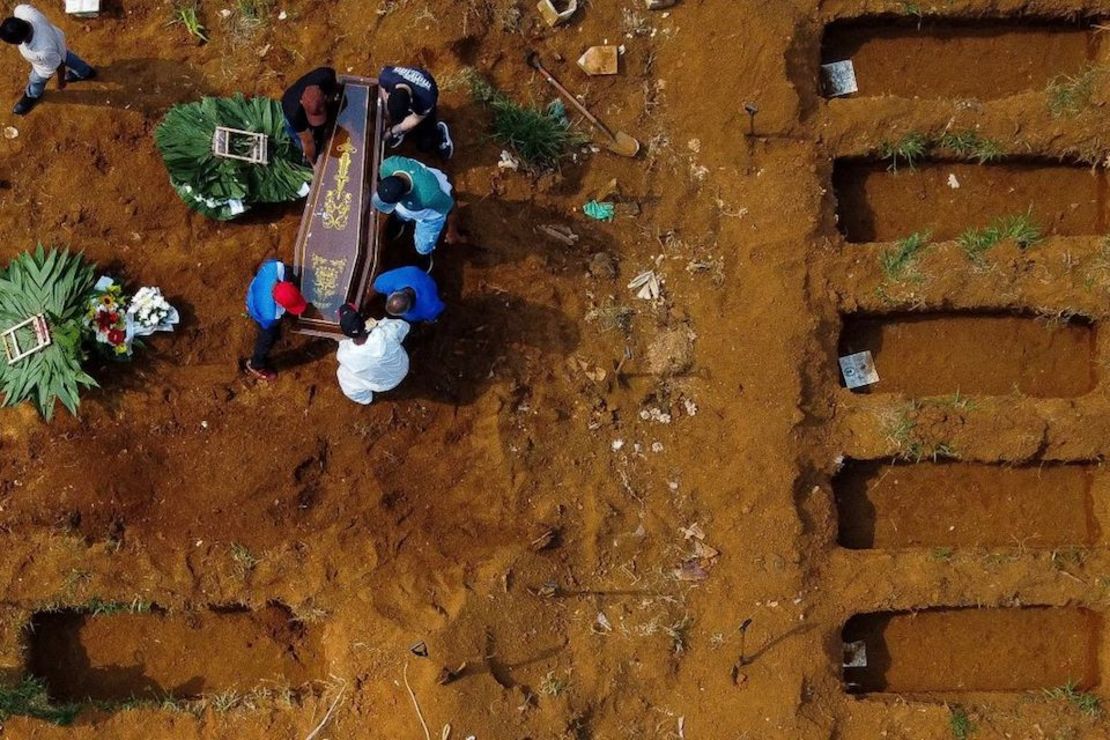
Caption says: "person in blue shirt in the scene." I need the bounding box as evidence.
[244,259,308,381]
[372,266,445,323]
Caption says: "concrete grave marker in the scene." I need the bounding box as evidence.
[839,350,879,389]
[820,60,858,98]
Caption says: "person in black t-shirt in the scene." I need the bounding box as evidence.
[281,66,339,164]
[377,65,453,160]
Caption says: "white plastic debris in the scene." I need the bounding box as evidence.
[497,150,520,171]
[947,173,960,189]
[3,127,18,140]
[611,438,624,451]
[278,9,288,19]
[627,270,661,300]
[65,0,99,17]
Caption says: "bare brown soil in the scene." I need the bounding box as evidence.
[843,607,1101,693]
[834,159,1108,242]
[839,313,1098,397]
[1,0,1110,738]
[28,605,322,702]
[822,19,1098,99]
[835,460,1099,548]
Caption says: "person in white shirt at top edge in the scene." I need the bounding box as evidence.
[335,303,411,405]
[0,4,97,116]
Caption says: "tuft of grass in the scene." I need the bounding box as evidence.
[949,705,974,739]
[468,72,586,170]
[86,597,154,617]
[1044,681,1102,716]
[997,212,1043,249]
[931,547,954,562]
[899,1,923,24]
[958,212,1043,262]
[880,404,957,462]
[1048,66,1099,118]
[935,131,1003,163]
[539,671,569,697]
[169,1,208,43]
[230,543,260,578]
[0,676,81,726]
[941,390,977,412]
[880,132,928,172]
[881,231,931,283]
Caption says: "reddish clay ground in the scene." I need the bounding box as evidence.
[2,0,1110,738]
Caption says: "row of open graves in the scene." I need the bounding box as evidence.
[819,10,1108,711]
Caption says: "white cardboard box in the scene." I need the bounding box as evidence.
[65,0,100,17]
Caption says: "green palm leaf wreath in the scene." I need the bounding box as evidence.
[0,246,97,420]
[155,94,313,220]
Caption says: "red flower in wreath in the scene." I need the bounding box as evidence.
[107,328,126,345]
[95,310,119,332]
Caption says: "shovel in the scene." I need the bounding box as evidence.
[526,51,640,158]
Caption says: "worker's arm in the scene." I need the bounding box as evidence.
[299,131,317,164]
[388,111,427,137]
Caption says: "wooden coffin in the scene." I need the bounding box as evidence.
[293,75,384,337]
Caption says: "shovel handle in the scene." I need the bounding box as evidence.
[526,50,616,139]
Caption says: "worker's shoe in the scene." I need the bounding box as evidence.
[437,122,454,160]
[64,67,97,83]
[244,360,277,382]
[12,95,39,116]
[386,132,405,149]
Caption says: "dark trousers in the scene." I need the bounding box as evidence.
[410,109,444,152]
[251,323,281,370]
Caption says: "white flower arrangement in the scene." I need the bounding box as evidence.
[127,286,179,335]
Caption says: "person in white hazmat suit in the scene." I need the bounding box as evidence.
[336,303,410,405]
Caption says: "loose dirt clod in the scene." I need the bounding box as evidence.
[647,326,694,376]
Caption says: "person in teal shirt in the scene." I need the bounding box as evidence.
[372,155,465,254]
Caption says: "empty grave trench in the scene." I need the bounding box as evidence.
[821,18,1100,100]
[842,607,1101,694]
[835,460,1105,549]
[839,312,1097,397]
[833,159,1107,243]
[26,604,324,702]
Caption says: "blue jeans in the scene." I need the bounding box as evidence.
[284,117,303,152]
[26,51,93,98]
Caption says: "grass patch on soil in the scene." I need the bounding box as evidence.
[880,231,931,283]
[1047,66,1099,118]
[948,705,974,739]
[957,212,1043,263]
[880,403,957,463]
[1044,681,1102,717]
[468,71,586,171]
[169,1,208,43]
[0,676,80,726]
[880,130,1004,171]
[880,133,928,172]
[934,131,1003,164]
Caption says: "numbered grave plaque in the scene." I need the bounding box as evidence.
[839,350,879,389]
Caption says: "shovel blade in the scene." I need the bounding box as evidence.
[603,131,641,158]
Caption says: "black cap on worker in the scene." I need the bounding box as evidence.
[387,88,412,122]
[376,175,408,205]
[338,303,366,339]
[0,17,31,44]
